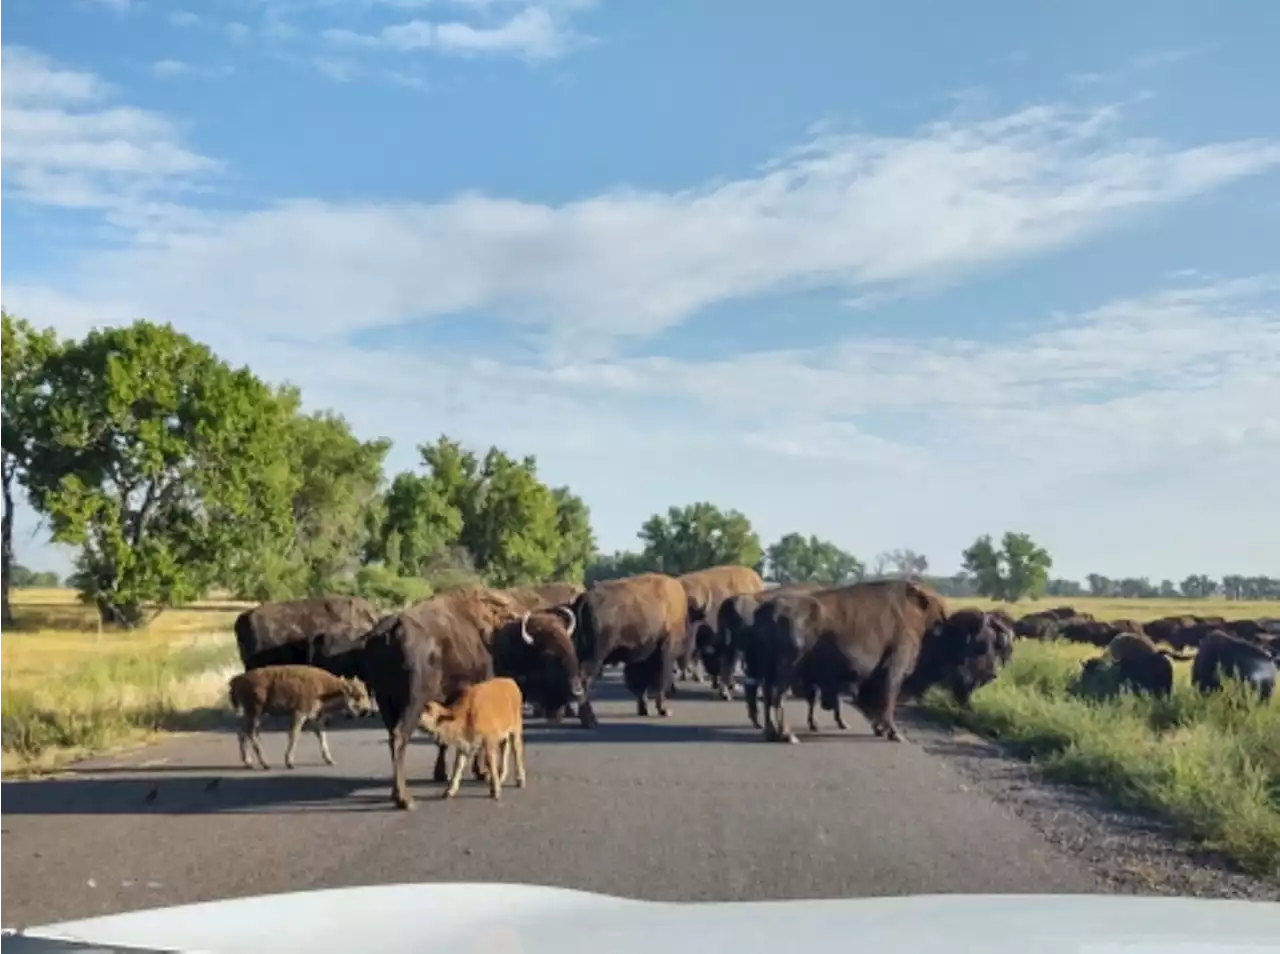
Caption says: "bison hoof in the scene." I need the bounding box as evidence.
[658,707,671,718]
[440,790,455,801]
[787,733,800,744]
[394,794,416,811]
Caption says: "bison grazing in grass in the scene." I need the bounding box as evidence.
[417,677,528,801]
[570,572,689,728]
[747,582,1009,744]
[1192,630,1276,703]
[675,565,765,684]
[1076,632,1191,701]
[228,665,372,770]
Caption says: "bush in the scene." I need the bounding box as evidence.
[348,563,433,610]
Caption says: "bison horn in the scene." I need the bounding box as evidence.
[520,611,534,646]
[553,605,577,639]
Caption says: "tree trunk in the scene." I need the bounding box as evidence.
[2,473,15,627]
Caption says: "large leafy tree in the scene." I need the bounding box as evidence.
[637,502,763,577]
[457,446,564,587]
[229,406,391,599]
[550,486,596,584]
[1,310,62,625]
[961,531,1053,602]
[23,321,296,625]
[765,532,864,585]
[362,470,463,579]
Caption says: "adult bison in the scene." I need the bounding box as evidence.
[234,597,382,688]
[1079,632,1190,700]
[362,587,581,810]
[570,573,688,728]
[747,582,1010,744]
[675,565,765,684]
[1192,630,1276,703]
[712,584,821,699]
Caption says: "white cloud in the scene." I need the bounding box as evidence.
[46,103,1280,352]
[152,59,191,77]
[1,46,218,217]
[325,4,588,61]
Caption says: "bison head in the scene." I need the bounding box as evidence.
[337,676,374,720]
[500,607,584,713]
[910,609,1007,706]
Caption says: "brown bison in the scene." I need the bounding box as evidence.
[570,573,689,728]
[746,582,1010,744]
[233,597,382,687]
[675,565,765,683]
[1192,631,1276,703]
[1087,632,1190,699]
[362,587,580,810]
[417,677,528,801]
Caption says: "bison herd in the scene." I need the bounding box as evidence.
[230,568,1277,809]
[1006,605,1279,703]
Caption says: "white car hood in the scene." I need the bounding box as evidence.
[5,883,1280,954]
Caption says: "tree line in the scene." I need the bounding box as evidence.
[4,311,1276,626]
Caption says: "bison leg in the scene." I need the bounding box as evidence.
[237,714,257,769]
[868,652,913,743]
[743,678,761,729]
[652,638,678,718]
[762,681,797,744]
[805,685,820,733]
[443,748,468,800]
[511,730,527,788]
[283,712,306,769]
[432,743,451,783]
[314,716,336,766]
[484,739,503,801]
[247,716,270,769]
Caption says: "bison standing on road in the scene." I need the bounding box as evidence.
[748,582,1008,744]
[362,588,503,809]
[675,565,765,685]
[234,597,381,676]
[570,573,688,728]
[713,584,820,699]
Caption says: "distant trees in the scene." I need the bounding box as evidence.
[765,533,864,585]
[961,532,1053,602]
[6,563,60,588]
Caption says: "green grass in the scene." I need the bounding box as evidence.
[922,639,1280,880]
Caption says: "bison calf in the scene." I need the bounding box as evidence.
[228,665,371,770]
[417,677,527,801]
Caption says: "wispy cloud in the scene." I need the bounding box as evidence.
[1,45,217,220]
[324,4,590,61]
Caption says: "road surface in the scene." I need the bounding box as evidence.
[1,673,1103,927]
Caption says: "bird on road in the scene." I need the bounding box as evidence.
[205,778,221,792]
[144,784,159,804]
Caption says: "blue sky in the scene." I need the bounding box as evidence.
[3,0,1279,581]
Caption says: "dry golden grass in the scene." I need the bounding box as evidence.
[2,588,247,775]
[947,595,1280,622]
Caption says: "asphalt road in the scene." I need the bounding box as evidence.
[1,673,1104,927]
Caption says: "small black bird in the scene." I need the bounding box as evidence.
[144,784,159,804]
[205,778,221,793]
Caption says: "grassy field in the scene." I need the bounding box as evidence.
[2,588,249,775]
[925,596,1280,880]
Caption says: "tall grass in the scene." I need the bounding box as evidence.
[923,639,1280,879]
[2,589,242,775]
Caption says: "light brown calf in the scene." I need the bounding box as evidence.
[417,677,527,800]
[228,664,371,770]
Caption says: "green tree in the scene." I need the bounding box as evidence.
[550,486,595,584]
[458,446,563,587]
[637,502,763,576]
[23,321,295,626]
[584,549,656,584]
[7,562,61,588]
[1,310,61,625]
[961,531,1053,602]
[765,532,864,585]
[228,407,391,600]
[363,470,464,578]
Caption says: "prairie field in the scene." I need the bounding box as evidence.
[2,588,246,775]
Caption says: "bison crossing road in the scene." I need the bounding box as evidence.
[4,570,1277,926]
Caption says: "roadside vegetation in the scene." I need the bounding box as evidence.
[925,598,1280,880]
[1,588,241,775]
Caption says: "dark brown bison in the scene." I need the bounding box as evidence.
[1191,630,1276,703]
[488,606,582,721]
[1110,619,1145,636]
[747,582,1010,744]
[712,584,821,699]
[675,565,765,683]
[362,587,581,810]
[1058,620,1118,648]
[1014,613,1060,641]
[234,597,382,691]
[1083,632,1190,699]
[570,573,688,728]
